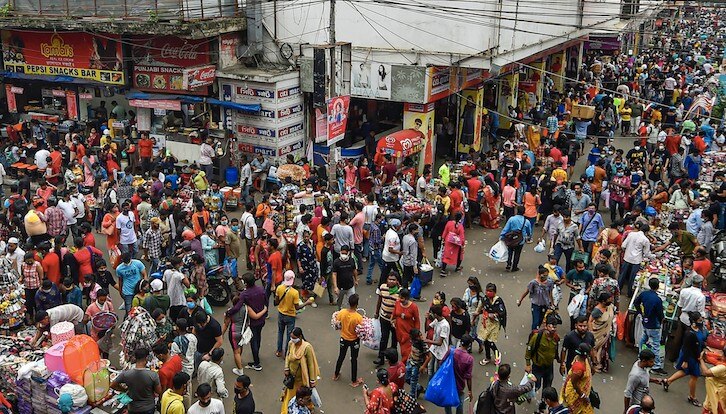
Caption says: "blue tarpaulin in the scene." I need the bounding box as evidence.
[125,91,260,113]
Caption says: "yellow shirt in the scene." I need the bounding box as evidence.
[552,168,568,183]
[276,284,300,317]
[704,364,726,413]
[160,390,184,414]
[651,109,662,122]
[192,171,208,191]
[336,308,363,341]
[435,195,451,216]
[619,107,632,122]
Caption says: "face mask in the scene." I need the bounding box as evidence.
[158,317,166,325]
[221,220,228,226]
[187,302,196,309]
[198,400,210,408]
[83,282,91,288]
[42,289,51,294]
[658,146,665,150]
[635,146,641,150]
[231,225,239,232]
[432,299,441,305]
[617,172,624,177]
[291,337,301,344]
[507,172,513,177]
[96,300,105,308]
[339,253,350,261]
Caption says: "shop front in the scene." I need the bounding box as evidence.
[1,30,127,135]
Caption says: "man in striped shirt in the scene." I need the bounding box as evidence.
[373,273,400,366]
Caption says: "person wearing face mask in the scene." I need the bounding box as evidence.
[200,224,220,267]
[588,293,615,373]
[164,256,191,322]
[115,200,138,259]
[662,311,708,407]
[541,206,564,254]
[609,167,631,222]
[83,288,115,355]
[35,278,62,313]
[281,328,320,414]
[627,140,648,167]
[188,383,224,414]
[224,218,243,262]
[525,315,560,396]
[517,266,555,331]
[476,283,506,367]
[233,375,255,414]
[374,274,400,366]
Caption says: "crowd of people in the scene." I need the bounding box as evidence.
[0,7,724,414]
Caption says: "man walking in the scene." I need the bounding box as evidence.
[624,349,661,412]
[111,348,162,414]
[633,277,667,375]
[620,222,652,297]
[559,316,595,375]
[500,207,533,272]
[382,218,402,280]
[333,294,364,387]
[332,245,358,309]
[446,334,474,414]
[399,223,419,289]
[578,203,604,260]
[374,273,400,366]
[525,316,560,396]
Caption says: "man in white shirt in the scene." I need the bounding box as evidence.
[58,191,79,237]
[116,200,138,258]
[188,383,225,414]
[416,172,430,200]
[240,203,257,270]
[330,212,355,256]
[32,304,85,346]
[5,237,25,275]
[669,274,706,361]
[197,348,229,398]
[619,222,652,297]
[239,155,252,199]
[34,148,51,171]
[163,257,190,322]
[70,188,86,222]
[381,218,402,281]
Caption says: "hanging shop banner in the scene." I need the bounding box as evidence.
[457,88,484,154]
[130,35,211,95]
[182,65,217,90]
[351,61,392,99]
[66,91,78,120]
[497,73,518,130]
[327,95,350,146]
[547,51,566,93]
[219,33,241,69]
[314,107,328,144]
[403,103,436,173]
[1,30,125,85]
[128,99,182,111]
[137,108,151,132]
[425,66,485,103]
[79,92,93,100]
[5,85,17,113]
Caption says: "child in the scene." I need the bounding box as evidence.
[63,277,83,308]
[384,348,406,390]
[406,329,426,398]
[94,259,114,292]
[171,318,198,378]
[82,274,102,305]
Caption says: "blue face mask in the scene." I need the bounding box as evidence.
[231,226,239,232]
[187,302,196,309]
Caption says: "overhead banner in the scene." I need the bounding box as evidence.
[351,61,392,99]
[129,99,181,111]
[547,51,566,93]
[457,87,484,153]
[5,85,17,113]
[403,103,435,173]
[1,30,125,85]
[66,91,78,120]
[130,35,211,94]
[327,95,350,146]
[426,66,485,103]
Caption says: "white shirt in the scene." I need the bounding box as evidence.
[416,176,428,199]
[240,211,256,239]
[170,332,197,376]
[116,212,138,244]
[240,163,252,187]
[199,143,214,166]
[71,194,85,219]
[163,269,186,307]
[7,247,25,275]
[0,164,6,185]
[34,149,50,169]
[58,199,78,225]
[188,399,225,414]
[382,228,401,263]
[48,304,85,326]
[362,204,378,224]
[657,130,667,143]
[428,318,450,360]
[678,286,706,325]
[664,77,676,90]
[621,230,651,265]
[197,361,228,398]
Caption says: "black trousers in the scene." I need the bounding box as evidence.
[507,244,524,269]
[335,338,360,381]
[402,265,416,289]
[377,318,398,360]
[533,364,554,393]
[250,324,263,366]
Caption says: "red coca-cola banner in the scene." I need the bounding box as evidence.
[130,35,212,95]
[183,65,216,90]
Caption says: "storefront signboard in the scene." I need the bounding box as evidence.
[10,86,23,94]
[1,30,125,85]
[79,92,93,100]
[403,103,435,173]
[351,61,392,99]
[129,99,182,111]
[426,66,485,103]
[130,35,211,95]
[237,142,276,157]
[327,95,350,146]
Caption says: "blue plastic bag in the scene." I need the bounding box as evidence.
[410,276,422,299]
[224,257,238,278]
[424,348,460,407]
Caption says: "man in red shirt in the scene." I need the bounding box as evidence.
[138,133,154,176]
[466,171,483,222]
[448,181,464,217]
[154,342,183,391]
[665,130,681,155]
[382,155,397,185]
[37,242,61,286]
[72,237,103,284]
[549,145,563,164]
[693,246,712,278]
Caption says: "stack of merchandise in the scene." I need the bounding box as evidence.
[703,293,726,365]
[698,151,726,182]
[0,258,25,330]
[118,307,158,367]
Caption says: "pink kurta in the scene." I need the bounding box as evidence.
[441,220,465,266]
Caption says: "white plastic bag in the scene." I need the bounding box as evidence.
[362,318,382,350]
[519,374,536,400]
[552,285,563,307]
[567,293,586,318]
[311,387,323,407]
[601,188,610,209]
[488,240,508,263]
[534,239,546,253]
[58,384,88,407]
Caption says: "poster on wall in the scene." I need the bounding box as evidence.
[5,85,17,113]
[403,103,436,174]
[457,88,483,154]
[547,51,566,93]
[1,30,125,85]
[219,33,241,69]
[66,91,78,120]
[351,61,391,99]
[327,95,350,146]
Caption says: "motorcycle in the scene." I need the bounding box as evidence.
[206,259,243,306]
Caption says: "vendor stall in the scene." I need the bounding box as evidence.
[376,129,425,171]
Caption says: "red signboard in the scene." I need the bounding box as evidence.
[183,65,216,90]
[327,95,350,146]
[128,99,181,111]
[130,35,211,95]
[66,91,78,120]
[1,30,125,84]
[6,85,17,113]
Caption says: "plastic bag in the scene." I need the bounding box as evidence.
[57,384,88,407]
[361,318,382,350]
[601,188,610,209]
[410,276,422,300]
[519,374,536,400]
[534,239,546,253]
[425,349,461,407]
[567,293,586,318]
[224,257,238,279]
[311,387,322,407]
[488,240,508,263]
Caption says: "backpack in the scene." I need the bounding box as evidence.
[10,196,28,219]
[475,381,500,414]
[102,188,115,212]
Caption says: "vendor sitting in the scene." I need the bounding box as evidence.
[31,303,85,346]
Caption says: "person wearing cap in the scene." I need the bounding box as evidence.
[275,270,313,357]
[143,279,171,315]
[381,218,402,280]
[5,236,25,275]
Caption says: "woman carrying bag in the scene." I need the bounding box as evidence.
[561,343,595,414]
[281,327,320,414]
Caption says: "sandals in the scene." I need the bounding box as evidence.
[661,379,669,392]
[687,397,701,407]
[479,359,490,366]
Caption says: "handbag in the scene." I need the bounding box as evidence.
[446,232,463,246]
[238,311,253,346]
[283,367,296,389]
[503,218,527,247]
[589,388,601,409]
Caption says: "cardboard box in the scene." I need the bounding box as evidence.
[572,104,596,119]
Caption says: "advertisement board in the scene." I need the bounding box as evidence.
[457,88,484,153]
[183,65,216,90]
[351,62,392,99]
[403,103,435,173]
[1,30,125,85]
[5,85,16,113]
[130,35,211,94]
[327,95,350,146]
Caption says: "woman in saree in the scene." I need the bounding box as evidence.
[591,221,623,272]
[588,292,615,373]
[392,288,420,362]
[281,327,320,414]
[562,343,594,414]
[480,176,500,229]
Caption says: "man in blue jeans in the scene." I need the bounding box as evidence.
[274,270,313,357]
[366,214,385,285]
[633,277,668,375]
[114,252,147,316]
[445,334,474,414]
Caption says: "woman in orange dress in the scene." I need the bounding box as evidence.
[392,289,420,362]
[480,176,500,229]
[315,216,331,260]
[441,212,466,276]
[102,205,120,249]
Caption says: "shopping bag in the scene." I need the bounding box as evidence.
[224,257,238,279]
[567,293,586,318]
[488,240,508,263]
[361,318,382,350]
[313,281,326,298]
[534,239,546,253]
[434,245,444,268]
[419,258,434,285]
[519,374,536,400]
[425,349,460,407]
[616,312,626,341]
[601,188,610,209]
[311,387,322,407]
[410,276,422,300]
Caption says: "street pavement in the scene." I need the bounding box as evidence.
[101,136,702,414]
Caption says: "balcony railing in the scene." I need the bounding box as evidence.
[2,0,242,20]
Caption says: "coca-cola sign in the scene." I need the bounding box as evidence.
[183,65,217,90]
[160,43,202,61]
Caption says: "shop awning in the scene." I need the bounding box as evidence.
[376,129,425,158]
[125,91,261,113]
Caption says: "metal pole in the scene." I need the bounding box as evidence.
[328,0,337,189]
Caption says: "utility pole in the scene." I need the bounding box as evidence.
[328,0,337,189]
